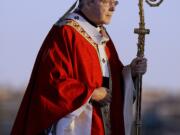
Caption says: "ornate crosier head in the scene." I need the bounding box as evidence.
[145,0,164,7]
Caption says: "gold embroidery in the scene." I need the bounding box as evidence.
[65,20,99,51]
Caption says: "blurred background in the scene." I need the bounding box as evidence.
[1,0,180,135]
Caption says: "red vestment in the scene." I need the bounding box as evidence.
[11,19,125,135]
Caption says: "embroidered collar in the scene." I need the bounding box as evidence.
[65,13,109,45]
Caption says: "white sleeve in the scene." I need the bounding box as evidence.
[55,99,93,135]
[122,65,135,135]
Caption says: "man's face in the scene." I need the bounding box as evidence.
[89,0,118,25]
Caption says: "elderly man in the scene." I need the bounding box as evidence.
[11,0,147,135]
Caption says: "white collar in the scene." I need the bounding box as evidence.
[66,13,109,45]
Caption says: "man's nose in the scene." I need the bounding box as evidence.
[109,6,115,11]
[109,4,115,11]
[109,1,118,11]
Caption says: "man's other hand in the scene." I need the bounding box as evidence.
[130,57,147,77]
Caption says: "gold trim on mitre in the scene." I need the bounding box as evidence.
[59,0,79,22]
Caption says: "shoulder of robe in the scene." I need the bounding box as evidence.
[54,17,75,28]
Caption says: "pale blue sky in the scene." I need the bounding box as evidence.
[1,0,180,91]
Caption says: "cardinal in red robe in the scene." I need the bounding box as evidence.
[11,0,147,135]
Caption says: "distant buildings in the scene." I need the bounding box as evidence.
[0,87,24,135]
[141,89,180,135]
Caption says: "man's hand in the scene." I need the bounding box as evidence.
[91,87,111,103]
[130,57,147,78]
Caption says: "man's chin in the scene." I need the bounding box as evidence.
[98,19,111,25]
[103,20,111,25]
